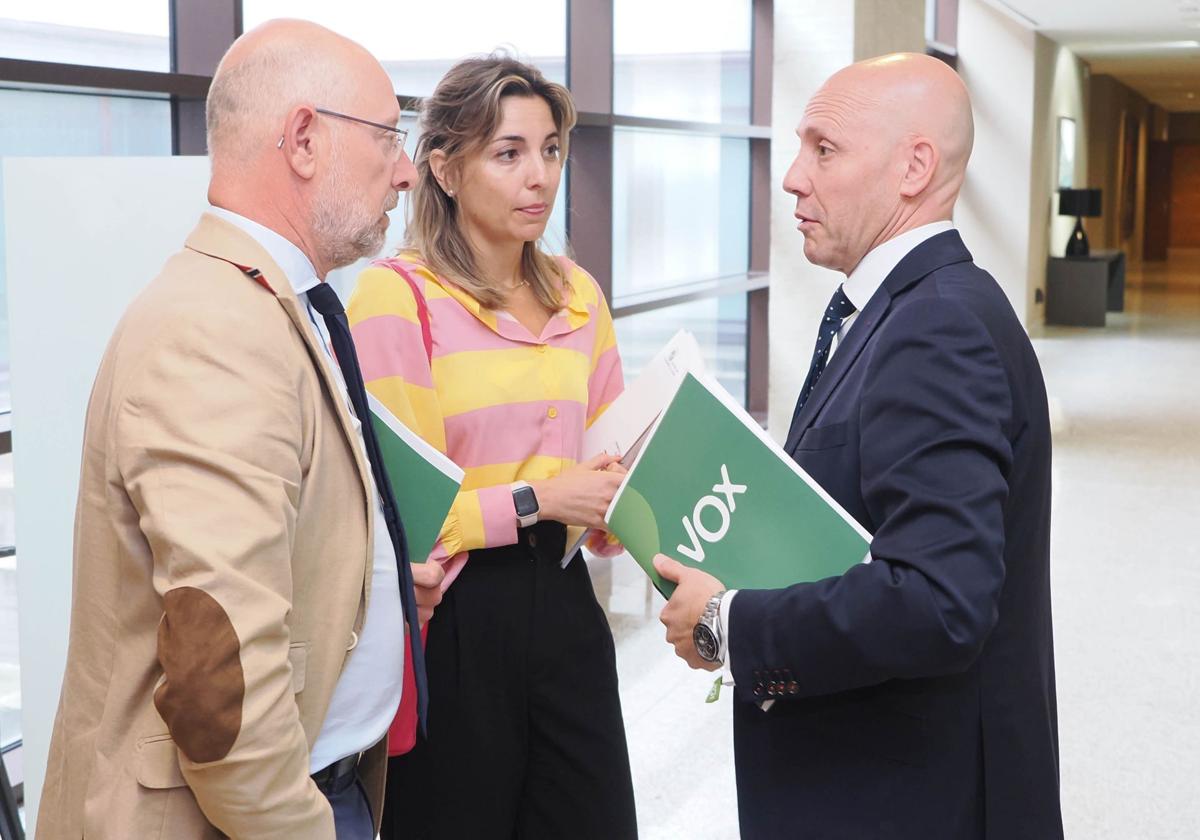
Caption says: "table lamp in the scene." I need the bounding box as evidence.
[1058,188,1102,257]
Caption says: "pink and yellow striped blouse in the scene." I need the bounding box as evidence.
[346,251,623,591]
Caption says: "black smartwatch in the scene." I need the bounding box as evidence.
[512,481,540,528]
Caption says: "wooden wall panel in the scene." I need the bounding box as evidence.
[1169,143,1200,248]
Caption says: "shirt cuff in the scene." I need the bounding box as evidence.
[475,484,518,549]
[719,589,737,683]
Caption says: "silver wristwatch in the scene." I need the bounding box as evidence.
[693,590,727,664]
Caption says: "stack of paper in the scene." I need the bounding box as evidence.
[564,330,708,565]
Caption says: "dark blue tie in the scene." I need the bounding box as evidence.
[306,281,429,736]
[792,284,857,420]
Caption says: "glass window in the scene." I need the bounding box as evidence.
[241,1,567,97]
[612,129,749,303]
[0,88,172,754]
[613,0,752,123]
[0,1,170,72]
[615,293,748,405]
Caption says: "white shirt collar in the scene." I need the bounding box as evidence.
[207,205,322,296]
[842,221,955,311]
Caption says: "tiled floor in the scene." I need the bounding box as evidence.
[589,249,1200,839]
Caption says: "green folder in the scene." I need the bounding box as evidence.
[367,393,465,563]
[605,373,872,597]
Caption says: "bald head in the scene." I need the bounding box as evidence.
[206,19,390,171]
[821,52,974,194]
[783,52,975,274]
[204,20,414,279]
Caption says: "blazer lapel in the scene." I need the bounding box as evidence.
[783,289,892,453]
[783,230,975,455]
[183,213,375,510]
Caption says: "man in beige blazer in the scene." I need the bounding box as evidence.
[37,19,443,840]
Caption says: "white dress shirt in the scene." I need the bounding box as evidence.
[209,207,405,772]
[717,221,956,687]
[830,221,955,361]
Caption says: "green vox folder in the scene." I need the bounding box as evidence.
[605,373,872,597]
[367,393,465,563]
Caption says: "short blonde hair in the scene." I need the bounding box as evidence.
[405,54,577,311]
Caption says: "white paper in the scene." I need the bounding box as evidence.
[563,329,709,566]
[583,329,708,461]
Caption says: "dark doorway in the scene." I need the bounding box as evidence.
[1145,141,1172,261]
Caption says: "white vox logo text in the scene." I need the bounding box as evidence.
[676,464,747,563]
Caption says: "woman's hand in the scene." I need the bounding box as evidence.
[530,453,626,530]
[411,560,446,627]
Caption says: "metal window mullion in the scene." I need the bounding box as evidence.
[747,0,773,417]
[170,0,239,155]
[576,112,772,138]
[0,58,207,97]
[566,0,615,303]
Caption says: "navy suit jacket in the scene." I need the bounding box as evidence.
[729,231,1063,839]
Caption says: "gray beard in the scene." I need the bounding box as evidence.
[311,150,392,270]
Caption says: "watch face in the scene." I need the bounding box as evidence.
[513,485,538,517]
[693,624,719,662]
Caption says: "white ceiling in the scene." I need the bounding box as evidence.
[985,0,1200,112]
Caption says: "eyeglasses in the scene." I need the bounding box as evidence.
[276,107,408,159]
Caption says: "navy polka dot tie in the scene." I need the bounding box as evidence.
[793,285,857,417]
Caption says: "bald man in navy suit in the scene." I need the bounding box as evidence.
[654,54,1064,839]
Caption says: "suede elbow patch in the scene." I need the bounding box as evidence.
[153,586,245,763]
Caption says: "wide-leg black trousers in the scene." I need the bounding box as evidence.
[382,521,638,839]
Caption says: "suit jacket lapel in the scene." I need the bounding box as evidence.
[783,230,975,455]
[183,213,375,509]
[783,290,891,453]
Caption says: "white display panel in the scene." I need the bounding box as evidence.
[2,156,211,829]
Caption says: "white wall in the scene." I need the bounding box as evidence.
[4,156,212,830]
[955,0,1039,324]
[1044,42,1089,260]
[1028,35,1089,325]
[766,2,859,440]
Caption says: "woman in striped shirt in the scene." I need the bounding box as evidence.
[347,56,637,839]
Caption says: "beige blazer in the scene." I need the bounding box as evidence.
[37,214,388,839]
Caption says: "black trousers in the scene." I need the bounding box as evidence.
[382,521,638,839]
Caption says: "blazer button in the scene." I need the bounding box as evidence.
[753,683,766,698]
[528,532,538,549]
[787,681,800,695]
[346,631,359,651]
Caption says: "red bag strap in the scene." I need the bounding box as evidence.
[205,255,275,294]
[375,259,433,362]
